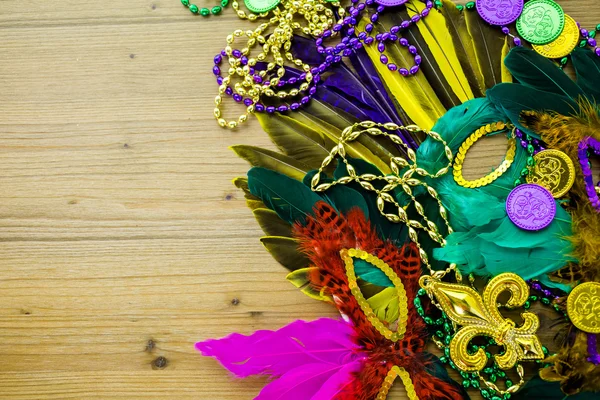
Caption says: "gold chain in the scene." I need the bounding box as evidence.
[215,0,345,128]
[310,121,458,277]
[452,122,516,188]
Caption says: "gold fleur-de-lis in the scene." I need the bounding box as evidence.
[419,273,544,372]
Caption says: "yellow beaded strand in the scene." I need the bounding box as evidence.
[452,122,516,188]
[376,366,419,400]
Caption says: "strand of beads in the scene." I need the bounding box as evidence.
[513,129,541,187]
[527,280,570,319]
[181,0,228,16]
[415,287,553,400]
[316,1,435,77]
[213,0,345,128]
[579,23,600,57]
[311,121,457,276]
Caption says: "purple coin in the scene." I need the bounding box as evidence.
[477,0,524,26]
[374,0,408,7]
[506,184,556,231]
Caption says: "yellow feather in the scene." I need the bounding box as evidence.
[406,0,474,103]
[501,37,513,83]
[258,104,392,174]
[359,18,446,130]
[366,287,399,323]
[286,268,332,302]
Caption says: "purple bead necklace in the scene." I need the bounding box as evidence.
[579,23,600,57]
[213,50,324,114]
[577,136,600,212]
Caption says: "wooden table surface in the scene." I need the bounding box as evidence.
[0,1,597,399]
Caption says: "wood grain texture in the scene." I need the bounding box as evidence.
[0,1,597,398]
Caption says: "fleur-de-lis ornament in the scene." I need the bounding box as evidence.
[419,273,544,372]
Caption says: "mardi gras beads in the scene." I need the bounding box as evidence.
[213,0,345,128]
[578,136,600,212]
[181,0,228,16]
[310,121,456,275]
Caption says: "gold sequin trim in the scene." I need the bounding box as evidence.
[341,248,408,342]
[452,122,516,188]
[376,366,419,400]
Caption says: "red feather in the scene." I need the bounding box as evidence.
[294,202,464,400]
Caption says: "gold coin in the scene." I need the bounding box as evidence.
[567,282,600,334]
[526,149,575,198]
[533,15,580,59]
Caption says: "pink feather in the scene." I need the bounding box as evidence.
[256,361,361,400]
[196,318,364,398]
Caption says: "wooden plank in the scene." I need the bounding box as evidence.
[0,0,597,398]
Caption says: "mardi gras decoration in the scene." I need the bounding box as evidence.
[182,0,600,398]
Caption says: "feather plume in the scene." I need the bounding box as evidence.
[439,0,485,96]
[231,145,310,181]
[503,47,586,101]
[501,36,512,83]
[464,6,505,89]
[247,167,326,224]
[294,202,466,400]
[286,268,332,302]
[486,83,578,137]
[539,332,600,395]
[571,47,600,101]
[513,375,598,399]
[258,101,393,174]
[359,14,446,129]
[253,208,293,238]
[416,98,574,288]
[521,103,600,282]
[405,0,474,104]
[347,47,411,127]
[197,318,363,400]
[261,236,310,271]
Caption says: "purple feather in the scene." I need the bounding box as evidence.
[196,318,363,378]
[289,35,326,65]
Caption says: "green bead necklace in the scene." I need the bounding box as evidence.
[415,280,564,400]
[181,0,229,17]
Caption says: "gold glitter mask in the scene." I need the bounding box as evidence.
[419,273,545,372]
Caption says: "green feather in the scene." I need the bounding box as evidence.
[260,236,309,271]
[231,145,310,181]
[486,83,578,137]
[416,99,573,289]
[354,259,393,287]
[303,170,369,219]
[504,47,586,101]
[333,158,406,243]
[247,167,325,224]
[572,47,600,101]
[253,208,293,237]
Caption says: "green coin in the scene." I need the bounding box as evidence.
[244,0,280,13]
[516,0,565,45]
